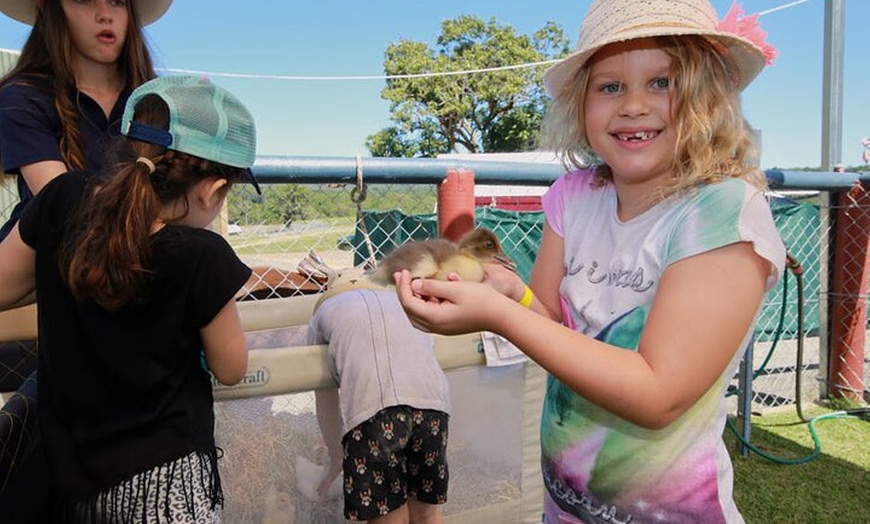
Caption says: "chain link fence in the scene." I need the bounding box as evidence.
[2,163,869,523]
[213,173,546,522]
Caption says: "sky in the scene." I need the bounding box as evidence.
[0,0,868,171]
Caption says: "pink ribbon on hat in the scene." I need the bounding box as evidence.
[716,2,778,65]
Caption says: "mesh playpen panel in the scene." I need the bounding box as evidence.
[215,321,545,524]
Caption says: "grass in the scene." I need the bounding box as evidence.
[228,217,356,255]
[726,402,870,523]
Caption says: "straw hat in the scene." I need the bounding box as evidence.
[544,0,776,97]
[0,0,172,26]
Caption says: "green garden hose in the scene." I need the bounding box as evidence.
[727,252,869,464]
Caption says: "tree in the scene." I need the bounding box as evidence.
[367,16,570,158]
[228,184,309,227]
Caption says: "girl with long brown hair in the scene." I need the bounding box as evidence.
[0,0,171,240]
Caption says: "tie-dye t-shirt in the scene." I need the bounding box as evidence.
[539,170,785,524]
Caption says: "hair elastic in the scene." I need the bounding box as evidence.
[519,284,534,308]
[136,157,156,174]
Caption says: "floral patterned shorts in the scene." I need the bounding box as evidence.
[341,405,449,521]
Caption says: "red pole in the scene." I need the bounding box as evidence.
[829,183,869,402]
[437,169,475,242]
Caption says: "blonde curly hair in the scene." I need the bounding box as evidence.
[540,35,767,201]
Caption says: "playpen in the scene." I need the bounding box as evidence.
[1,156,869,523]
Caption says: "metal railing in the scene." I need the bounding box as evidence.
[1,157,868,523]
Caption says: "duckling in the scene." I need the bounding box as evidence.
[367,227,515,286]
[455,227,517,273]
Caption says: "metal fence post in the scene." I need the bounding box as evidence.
[437,168,475,242]
[830,184,870,401]
[737,340,754,457]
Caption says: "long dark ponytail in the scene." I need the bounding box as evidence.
[63,95,248,310]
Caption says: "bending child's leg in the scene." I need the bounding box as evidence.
[367,503,410,524]
[363,500,443,524]
[407,499,443,524]
[314,388,343,495]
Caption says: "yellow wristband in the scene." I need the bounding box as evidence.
[518,284,534,308]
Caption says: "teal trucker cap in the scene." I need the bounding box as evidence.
[121,75,260,194]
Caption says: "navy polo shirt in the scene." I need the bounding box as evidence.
[0,76,130,239]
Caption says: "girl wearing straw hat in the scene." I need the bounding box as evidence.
[396,0,785,522]
[0,0,171,241]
